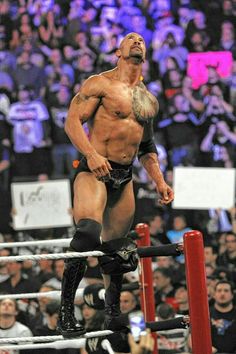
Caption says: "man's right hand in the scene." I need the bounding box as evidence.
[86,152,112,179]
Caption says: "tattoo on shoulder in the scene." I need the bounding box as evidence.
[132,84,159,124]
[75,93,90,105]
[138,82,146,89]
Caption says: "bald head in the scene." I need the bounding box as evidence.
[119,32,145,47]
[116,32,146,62]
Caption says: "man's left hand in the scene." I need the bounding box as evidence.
[156,182,174,205]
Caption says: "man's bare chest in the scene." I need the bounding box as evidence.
[102,83,158,123]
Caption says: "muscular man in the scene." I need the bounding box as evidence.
[57,32,174,338]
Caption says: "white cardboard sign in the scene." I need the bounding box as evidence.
[173,167,235,210]
[11,179,73,230]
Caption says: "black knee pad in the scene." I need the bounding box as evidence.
[98,238,138,275]
[70,218,102,252]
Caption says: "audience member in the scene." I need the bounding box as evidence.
[218,20,236,58]
[120,290,138,315]
[38,9,65,49]
[153,268,176,308]
[206,273,218,307]
[204,243,218,269]
[187,29,210,52]
[50,85,78,178]
[0,0,14,47]
[166,215,191,244]
[12,50,46,97]
[0,38,16,72]
[73,52,96,82]
[156,302,190,353]
[155,256,185,285]
[145,213,170,245]
[31,284,57,333]
[80,302,105,332]
[162,68,183,100]
[174,283,189,316]
[0,248,10,283]
[45,259,64,290]
[0,257,40,294]
[200,120,236,168]
[36,250,55,285]
[210,280,236,353]
[181,75,205,113]
[33,301,60,337]
[152,31,188,76]
[0,298,32,350]
[0,116,11,185]
[185,10,210,50]
[159,92,200,167]
[7,85,51,179]
[46,48,74,82]
[32,301,70,354]
[226,60,236,109]
[217,232,236,272]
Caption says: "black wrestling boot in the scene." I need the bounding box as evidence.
[57,257,87,338]
[104,274,129,332]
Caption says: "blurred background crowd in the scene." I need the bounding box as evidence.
[0,0,236,353]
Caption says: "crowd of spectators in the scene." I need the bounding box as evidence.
[0,0,236,353]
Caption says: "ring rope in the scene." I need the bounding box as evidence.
[0,338,113,351]
[0,330,113,344]
[0,338,85,351]
[0,288,84,300]
[0,246,178,262]
[0,251,105,262]
[0,238,71,249]
[0,335,63,344]
[0,288,105,301]
[102,339,115,354]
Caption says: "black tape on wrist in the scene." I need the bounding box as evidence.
[138,138,158,159]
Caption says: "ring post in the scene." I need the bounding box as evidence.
[135,223,158,354]
[184,230,212,354]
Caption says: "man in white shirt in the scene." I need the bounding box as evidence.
[0,298,33,354]
[7,85,51,179]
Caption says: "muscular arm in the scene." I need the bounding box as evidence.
[138,120,161,182]
[65,75,112,177]
[65,75,105,157]
[139,121,174,204]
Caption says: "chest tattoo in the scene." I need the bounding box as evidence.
[132,84,158,124]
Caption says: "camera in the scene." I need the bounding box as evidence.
[128,311,146,342]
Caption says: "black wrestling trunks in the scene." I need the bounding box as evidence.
[75,157,133,190]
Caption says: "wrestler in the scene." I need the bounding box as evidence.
[57,32,174,338]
